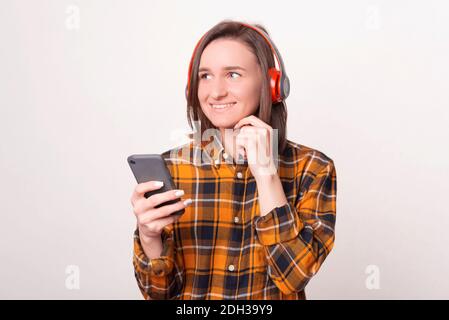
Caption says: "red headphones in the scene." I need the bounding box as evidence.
[185,22,290,104]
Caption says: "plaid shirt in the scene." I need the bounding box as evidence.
[133,135,337,300]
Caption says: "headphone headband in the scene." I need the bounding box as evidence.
[238,23,286,80]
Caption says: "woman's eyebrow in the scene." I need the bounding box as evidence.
[198,66,247,72]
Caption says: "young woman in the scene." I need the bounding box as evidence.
[130,20,337,300]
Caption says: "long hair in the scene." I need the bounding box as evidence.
[186,19,288,153]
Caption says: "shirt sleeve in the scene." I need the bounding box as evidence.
[132,226,184,300]
[254,160,337,295]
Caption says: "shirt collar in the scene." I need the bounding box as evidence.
[190,130,248,168]
[199,131,225,165]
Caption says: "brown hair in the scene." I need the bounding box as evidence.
[186,19,288,154]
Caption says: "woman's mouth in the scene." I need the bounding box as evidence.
[209,102,237,111]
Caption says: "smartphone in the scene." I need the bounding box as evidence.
[127,154,185,216]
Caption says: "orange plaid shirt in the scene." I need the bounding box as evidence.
[133,134,337,300]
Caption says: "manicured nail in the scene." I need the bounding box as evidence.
[153,181,164,187]
[183,199,192,206]
[175,190,184,197]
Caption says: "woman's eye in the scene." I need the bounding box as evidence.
[229,72,241,79]
[199,73,210,80]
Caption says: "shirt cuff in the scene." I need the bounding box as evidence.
[254,202,303,246]
[133,228,175,277]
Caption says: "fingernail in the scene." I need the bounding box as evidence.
[183,198,192,206]
[153,181,164,187]
[175,190,185,197]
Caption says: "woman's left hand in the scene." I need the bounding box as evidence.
[233,115,278,180]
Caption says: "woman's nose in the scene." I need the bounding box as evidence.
[210,78,228,99]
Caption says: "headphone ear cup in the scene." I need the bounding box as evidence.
[268,68,281,103]
[280,75,290,100]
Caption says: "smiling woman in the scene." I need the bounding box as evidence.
[130,19,337,300]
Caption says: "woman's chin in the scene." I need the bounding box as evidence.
[210,119,237,129]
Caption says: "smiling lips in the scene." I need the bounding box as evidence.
[209,102,237,109]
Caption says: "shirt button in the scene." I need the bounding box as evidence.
[223,152,228,159]
[236,172,243,179]
[228,264,235,272]
[234,216,239,223]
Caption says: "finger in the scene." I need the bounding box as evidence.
[257,130,271,162]
[156,198,192,219]
[133,189,183,216]
[237,125,265,139]
[139,198,191,223]
[235,120,273,152]
[236,127,270,163]
[239,126,271,157]
[246,135,258,164]
[140,214,181,236]
[235,134,248,161]
[155,214,182,230]
[234,115,271,131]
[235,126,256,139]
[131,180,164,205]
[234,116,257,130]
[132,197,151,216]
[147,189,186,209]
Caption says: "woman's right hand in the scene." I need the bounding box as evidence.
[130,181,192,240]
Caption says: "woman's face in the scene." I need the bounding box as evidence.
[197,38,263,130]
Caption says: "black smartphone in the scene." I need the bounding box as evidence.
[127,154,185,216]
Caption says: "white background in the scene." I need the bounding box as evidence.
[1,0,448,299]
